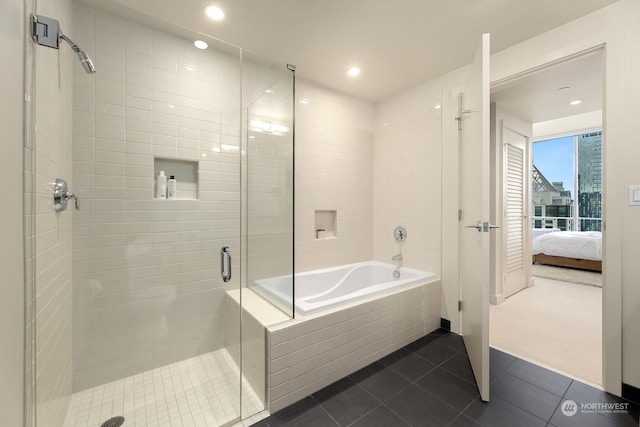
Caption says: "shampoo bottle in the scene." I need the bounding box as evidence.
[167,175,177,199]
[156,171,167,199]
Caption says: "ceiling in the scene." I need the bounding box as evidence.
[85,0,617,103]
[491,50,603,124]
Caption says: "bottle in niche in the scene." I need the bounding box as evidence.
[167,175,177,199]
[156,171,167,199]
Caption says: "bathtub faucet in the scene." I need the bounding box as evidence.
[391,254,403,262]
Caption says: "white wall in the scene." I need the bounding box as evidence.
[0,0,25,425]
[295,80,374,272]
[533,110,602,140]
[70,4,243,391]
[373,79,442,275]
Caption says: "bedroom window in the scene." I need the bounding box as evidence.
[532,131,602,232]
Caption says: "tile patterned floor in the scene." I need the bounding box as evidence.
[252,329,639,427]
[64,348,263,427]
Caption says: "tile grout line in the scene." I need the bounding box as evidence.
[311,394,342,427]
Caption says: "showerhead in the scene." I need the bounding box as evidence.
[74,47,96,74]
[59,32,96,74]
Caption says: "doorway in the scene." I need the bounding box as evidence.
[488,50,604,387]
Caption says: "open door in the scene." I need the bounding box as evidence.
[459,33,491,401]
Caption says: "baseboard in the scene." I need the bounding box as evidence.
[440,318,451,331]
[622,383,640,405]
[490,293,505,305]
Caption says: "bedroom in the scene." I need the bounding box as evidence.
[489,50,604,387]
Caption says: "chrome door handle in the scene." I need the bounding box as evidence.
[220,246,231,282]
[465,221,500,232]
[465,221,482,232]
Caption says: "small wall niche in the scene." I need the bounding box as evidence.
[154,158,198,200]
[315,210,336,240]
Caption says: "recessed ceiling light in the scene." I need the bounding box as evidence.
[347,67,361,77]
[194,40,208,49]
[434,104,442,110]
[299,98,310,104]
[569,99,583,106]
[205,5,225,20]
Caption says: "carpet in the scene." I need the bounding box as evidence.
[491,277,602,387]
[532,264,602,287]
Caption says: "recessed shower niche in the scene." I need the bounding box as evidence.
[315,210,337,239]
[153,158,198,200]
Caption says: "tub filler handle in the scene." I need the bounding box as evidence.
[220,246,232,283]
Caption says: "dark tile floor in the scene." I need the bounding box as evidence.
[251,329,639,427]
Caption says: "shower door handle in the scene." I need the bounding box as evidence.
[220,246,232,283]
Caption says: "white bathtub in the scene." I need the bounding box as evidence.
[253,260,438,316]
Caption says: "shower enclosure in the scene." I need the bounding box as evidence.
[25,1,294,426]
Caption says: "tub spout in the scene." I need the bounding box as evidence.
[391,254,403,262]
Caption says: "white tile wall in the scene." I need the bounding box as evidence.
[71,5,243,392]
[295,80,374,272]
[373,79,443,275]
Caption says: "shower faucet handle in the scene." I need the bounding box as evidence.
[53,178,79,212]
[67,192,79,210]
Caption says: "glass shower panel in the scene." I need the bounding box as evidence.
[242,53,295,318]
[238,52,295,419]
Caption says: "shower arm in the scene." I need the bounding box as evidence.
[59,32,82,54]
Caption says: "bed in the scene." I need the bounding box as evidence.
[532,231,602,272]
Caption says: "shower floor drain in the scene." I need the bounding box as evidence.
[100,416,125,427]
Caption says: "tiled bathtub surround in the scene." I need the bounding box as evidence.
[266,279,441,412]
[70,5,244,391]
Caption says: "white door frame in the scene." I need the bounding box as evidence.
[490,38,622,396]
